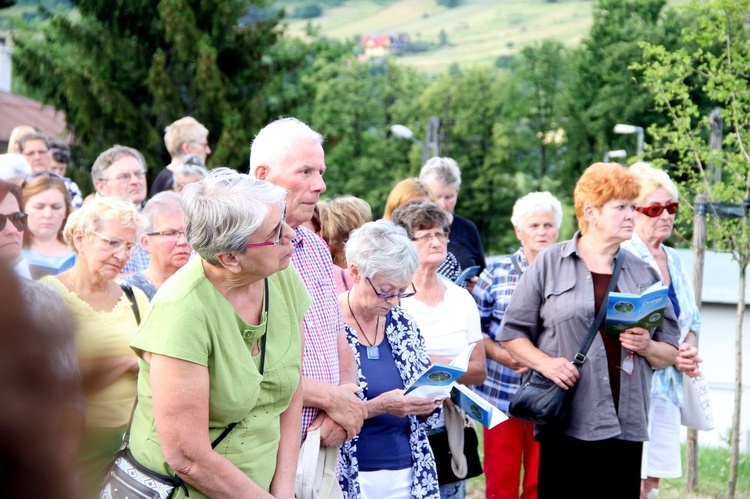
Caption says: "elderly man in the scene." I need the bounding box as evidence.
[251,117,366,494]
[90,144,150,273]
[151,116,211,196]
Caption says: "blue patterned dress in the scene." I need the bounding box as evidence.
[339,306,441,499]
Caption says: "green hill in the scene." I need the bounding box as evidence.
[281,0,595,73]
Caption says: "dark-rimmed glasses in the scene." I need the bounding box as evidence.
[635,202,679,218]
[146,230,187,240]
[366,277,417,300]
[246,207,287,249]
[0,212,28,232]
[90,231,140,257]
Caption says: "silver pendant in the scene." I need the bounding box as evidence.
[366,345,380,360]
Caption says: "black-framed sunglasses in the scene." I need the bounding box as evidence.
[365,277,417,300]
[635,202,679,218]
[0,211,28,232]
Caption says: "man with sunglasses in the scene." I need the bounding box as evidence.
[251,117,366,497]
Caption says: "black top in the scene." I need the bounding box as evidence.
[150,167,173,196]
[448,214,486,272]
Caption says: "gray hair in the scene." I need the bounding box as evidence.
[91,145,147,182]
[0,154,32,181]
[510,191,564,229]
[63,196,147,253]
[249,117,324,176]
[390,199,451,239]
[419,157,462,190]
[628,162,679,204]
[173,155,209,186]
[345,220,419,283]
[142,191,183,233]
[181,167,286,266]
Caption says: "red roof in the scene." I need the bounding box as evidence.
[0,90,71,148]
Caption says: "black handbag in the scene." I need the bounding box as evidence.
[508,252,625,426]
[428,425,483,486]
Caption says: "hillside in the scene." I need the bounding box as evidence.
[281,0,595,73]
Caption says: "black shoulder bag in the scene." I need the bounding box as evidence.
[508,252,625,426]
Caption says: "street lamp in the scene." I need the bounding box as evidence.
[613,123,644,156]
[603,149,627,163]
[390,119,441,165]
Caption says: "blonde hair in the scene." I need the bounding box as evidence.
[63,197,147,253]
[319,196,373,268]
[383,178,434,220]
[574,163,640,234]
[22,173,72,247]
[7,126,36,154]
[164,117,209,158]
[628,162,679,204]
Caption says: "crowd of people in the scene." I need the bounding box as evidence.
[0,115,704,499]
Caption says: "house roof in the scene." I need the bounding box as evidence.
[0,90,70,147]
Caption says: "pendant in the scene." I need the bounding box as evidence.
[366,345,380,360]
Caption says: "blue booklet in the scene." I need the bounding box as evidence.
[451,384,508,429]
[404,343,476,400]
[604,282,669,334]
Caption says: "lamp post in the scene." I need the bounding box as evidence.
[603,149,627,163]
[613,123,644,156]
[390,118,442,165]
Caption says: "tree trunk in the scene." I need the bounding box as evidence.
[726,262,746,499]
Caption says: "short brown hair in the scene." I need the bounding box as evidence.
[390,199,450,239]
[574,162,640,234]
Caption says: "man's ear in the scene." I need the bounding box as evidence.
[94,179,106,196]
[180,142,192,156]
[254,165,269,181]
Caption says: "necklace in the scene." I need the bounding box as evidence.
[346,291,381,360]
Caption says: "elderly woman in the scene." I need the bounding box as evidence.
[337,220,441,499]
[498,163,680,498]
[473,191,563,499]
[319,195,373,293]
[39,196,149,497]
[173,154,209,193]
[119,191,192,300]
[127,168,309,498]
[419,157,486,290]
[21,172,76,279]
[391,200,487,499]
[622,162,702,499]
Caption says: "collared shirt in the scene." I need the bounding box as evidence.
[498,233,680,442]
[623,234,702,407]
[472,248,527,413]
[292,226,345,437]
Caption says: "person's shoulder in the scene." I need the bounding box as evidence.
[453,213,479,231]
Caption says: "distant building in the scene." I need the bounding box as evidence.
[359,33,410,60]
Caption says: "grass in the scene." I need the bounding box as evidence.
[465,429,750,498]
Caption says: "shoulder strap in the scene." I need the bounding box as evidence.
[572,250,625,367]
[510,254,524,276]
[119,284,141,325]
[258,278,269,375]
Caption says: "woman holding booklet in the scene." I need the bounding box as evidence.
[623,162,702,499]
[337,220,442,499]
[498,163,680,498]
[392,200,486,499]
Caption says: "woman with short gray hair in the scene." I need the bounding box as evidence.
[126,168,311,498]
[337,219,441,499]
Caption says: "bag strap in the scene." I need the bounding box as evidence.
[259,278,269,375]
[572,250,625,368]
[510,254,524,276]
[119,284,140,325]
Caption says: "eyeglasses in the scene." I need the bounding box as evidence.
[246,207,287,248]
[0,211,28,232]
[99,170,147,184]
[90,231,140,257]
[618,350,635,376]
[146,230,187,240]
[366,277,417,300]
[635,202,679,218]
[412,231,450,243]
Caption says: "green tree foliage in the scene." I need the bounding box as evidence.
[633,0,750,495]
[11,0,289,182]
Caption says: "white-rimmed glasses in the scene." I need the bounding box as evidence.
[412,231,450,244]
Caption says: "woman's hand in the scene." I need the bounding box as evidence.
[538,357,580,390]
[619,327,652,355]
[674,342,702,377]
[367,389,441,418]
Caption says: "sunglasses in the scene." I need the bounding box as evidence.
[635,202,679,218]
[0,211,28,232]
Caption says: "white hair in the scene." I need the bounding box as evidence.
[181,167,286,265]
[628,162,679,204]
[249,117,324,176]
[0,154,32,181]
[419,157,462,190]
[345,220,419,283]
[510,191,563,229]
[142,191,183,232]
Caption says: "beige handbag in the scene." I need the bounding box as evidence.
[295,428,343,499]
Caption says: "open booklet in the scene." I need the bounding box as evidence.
[604,281,669,334]
[450,384,508,429]
[404,343,476,400]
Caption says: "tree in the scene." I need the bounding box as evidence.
[633,0,750,496]
[11,0,289,183]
